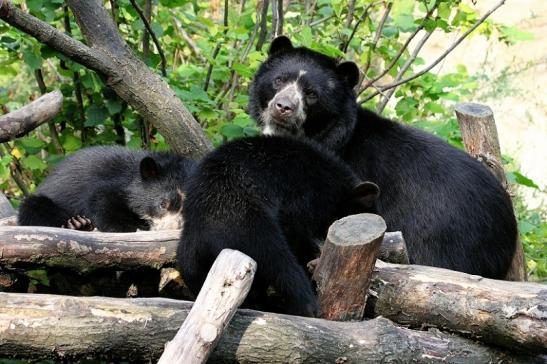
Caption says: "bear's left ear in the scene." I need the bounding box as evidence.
[269,36,294,55]
[351,181,380,209]
[140,156,160,180]
[336,62,360,88]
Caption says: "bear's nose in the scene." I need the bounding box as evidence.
[275,97,295,115]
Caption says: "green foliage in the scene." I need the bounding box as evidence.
[0,0,544,279]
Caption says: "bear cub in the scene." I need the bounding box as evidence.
[248,36,517,279]
[177,135,379,317]
[18,146,195,232]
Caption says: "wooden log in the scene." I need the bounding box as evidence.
[0,216,17,227]
[0,192,15,220]
[158,249,256,364]
[313,213,386,321]
[0,292,539,363]
[0,90,63,142]
[0,225,406,272]
[455,102,526,282]
[367,260,547,353]
[378,231,409,264]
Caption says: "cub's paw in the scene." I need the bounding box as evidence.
[62,215,95,231]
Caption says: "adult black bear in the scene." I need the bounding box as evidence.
[18,146,195,232]
[177,136,379,317]
[248,36,517,279]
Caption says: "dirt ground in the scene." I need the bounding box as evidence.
[421,0,547,210]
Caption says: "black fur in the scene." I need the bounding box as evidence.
[248,37,517,279]
[18,146,195,232]
[176,136,379,316]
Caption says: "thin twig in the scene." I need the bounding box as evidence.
[34,69,64,154]
[172,17,202,60]
[341,1,382,53]
[376,30,433,113]
[0,145,29,197]
[361,2,392,77]
[129,0,167,76]
[255,0,269,51]
[271,0,283,38]
[360,4,437,93]
[360,0,506,104]
[142,0,151,59]
[204,0,229,91]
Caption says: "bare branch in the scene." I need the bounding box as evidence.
[360,0,506,104]
[204,0,228,92]
[376,30,433,112]
[341,1,382,53]
[362,2,392,78]
[0,91,63,143]
[271,0,283,38]
[255,0,269,51]
[34,69,64,154]
[129,0,167,77]
[360,4,437,92]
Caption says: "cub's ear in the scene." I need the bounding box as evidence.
[336,61,360,88]
[351,181,380,209]
[269,36,294,55]
[140,157,160,180]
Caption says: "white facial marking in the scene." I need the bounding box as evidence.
[148,212,183,230]
[298,70,307,78]
[263,124,275,135]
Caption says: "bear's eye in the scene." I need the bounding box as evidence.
[306,91,318,104]
[160,199,169,210]
[273,77,283,89]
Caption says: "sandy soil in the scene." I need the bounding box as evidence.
[420,0,546,210]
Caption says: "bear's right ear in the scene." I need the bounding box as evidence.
[140,157,160,180]
[269,36,294,55]
[336,62,360,89]
[351,181,380,209]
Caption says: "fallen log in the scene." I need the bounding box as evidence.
[0,225,407,271]
[367,260,547,353]
[0,292,539,363]
[159,249,256,364]
[0,90,63,143]
[313,213,386,320]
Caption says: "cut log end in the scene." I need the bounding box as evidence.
[327,213,387,247]
[455,102,494,118]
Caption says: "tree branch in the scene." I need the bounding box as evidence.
[34,69,64,153]
[340,1,381,53]
[360,0,506,104]
[129,0,167,77]
[203,0,228,92]
[362,2,392,78]
[0,90,63,143]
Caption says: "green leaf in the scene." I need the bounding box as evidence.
[85,104,109,127]
[62,134,82,152]
[106,99,123,115]
[513,171,539,189]
[26,0,43,14]
[220,124,244,140]
[22,48,42,70]
[300,27,313,48]
[21,155,47,171]
[25,269,50,287]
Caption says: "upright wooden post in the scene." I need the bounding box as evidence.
[158,249,256,364]
[313,213,386,321]
[455,102,526,281]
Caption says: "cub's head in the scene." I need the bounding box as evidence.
[129,154,195,231]
[249,36,360,151]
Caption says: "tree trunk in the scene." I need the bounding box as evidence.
[0,292,539,363]
[158,249,256,364]
[367,260,547,353]
[0,90,63,143]
[0,0,211,157]
[455,102,526,281]
[313,213,386,320]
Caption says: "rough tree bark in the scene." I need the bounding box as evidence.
[455,102,526,282]
[0,292,540,363]
[158,249,256,364]
[0,90,63,143]
[0,0,211,158]
[0,226,405,272]
[367,260,547,353]
[313,214,386,320]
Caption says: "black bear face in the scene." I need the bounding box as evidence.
[249,37,360,151]
[128,156,192,230]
